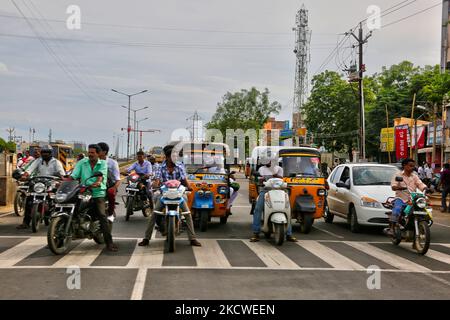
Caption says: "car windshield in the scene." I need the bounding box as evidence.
[352,166,399,186]
[184,153,226,174]
[281,156,322,178]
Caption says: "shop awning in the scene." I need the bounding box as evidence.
[418,147,433,154]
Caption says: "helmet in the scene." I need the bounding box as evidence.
[40,144,53,154]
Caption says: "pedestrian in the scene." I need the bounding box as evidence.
[440,163,450,213]
[424,162,433,187]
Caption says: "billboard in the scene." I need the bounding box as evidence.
[380,128,394,152]
[395,125,409,160]
[426,122,443,146]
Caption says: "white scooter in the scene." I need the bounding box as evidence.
[259,178,291,246]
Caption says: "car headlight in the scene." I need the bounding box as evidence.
[55,194,67,203]
[416,197,427,209]
[33,182,46,194]
[317,189,327,196]
[360,196,382,208]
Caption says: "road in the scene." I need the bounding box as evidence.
[1,173,450,300]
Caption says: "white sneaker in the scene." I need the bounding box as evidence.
[107,215,115,223]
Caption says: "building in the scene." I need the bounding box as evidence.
[262,118,291,146]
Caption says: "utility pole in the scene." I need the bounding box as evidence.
[385,105,391,163]
[6,127,15,142]
[350,23,372,161]
[111,89,148,161]
[432,103,438,166]
[48,129,52,144]
[187,111,203,142]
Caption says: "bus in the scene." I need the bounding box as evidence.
[29,143,76,174]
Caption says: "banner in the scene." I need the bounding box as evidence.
[395,125,408,160]
[380,128,394,152]
[426,122,442,146]
[409,125,426,149]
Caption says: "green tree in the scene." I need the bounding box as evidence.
[0,138,6,153]
[207,87,282,134]
[303,71,375,159]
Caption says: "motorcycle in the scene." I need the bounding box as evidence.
[382,176,433,255]
[154,180,190,253]
[122,173,151,221]
[259,177,291,246]
[12,169,29,217]
[27,175,60,232]
[47,172,107,255]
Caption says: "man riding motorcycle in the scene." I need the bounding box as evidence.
[388,158,430,236]
[98,142,121,221]
[138,145,201,247]
[250,156,297,242]
[16,145,65,230]
[125,150,153,202]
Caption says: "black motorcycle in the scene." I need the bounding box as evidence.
[27,175,60,232]
[47,172,107,255]
[12,168,28,217]
[122,173,151,221]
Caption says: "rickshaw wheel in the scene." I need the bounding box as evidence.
[300,215,313,234]
[199,210,209,232]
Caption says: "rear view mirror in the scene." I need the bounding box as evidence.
[395,176,403,182]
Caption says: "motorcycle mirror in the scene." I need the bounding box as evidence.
[395,176,404,182]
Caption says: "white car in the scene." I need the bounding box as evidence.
[325,163,400,233]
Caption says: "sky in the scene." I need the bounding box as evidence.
[0,0,444,156]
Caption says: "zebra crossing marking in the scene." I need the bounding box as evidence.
[0,237,47,267]
[192,239,231,268]
[52,239,104,268]
[243,241,299,269]
[344,241,431,272]
[298,240,365,270]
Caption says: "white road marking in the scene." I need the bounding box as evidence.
[243,241,299,269]
[312,225,345,239]
[0,237,47,267]
[434,222,450,228]
[53,240,104,268]
[192,239,231,268]
[345,241,431,272]
[126,229,164,268]
[297,240,364,270]
[130,268,147,300]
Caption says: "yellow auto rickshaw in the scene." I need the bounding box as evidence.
[249,146,327,234]
[173,141,234,231]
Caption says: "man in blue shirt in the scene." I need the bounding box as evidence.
[125,150,152,202]
[138,145,201,247]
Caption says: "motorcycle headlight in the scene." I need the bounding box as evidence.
[416,197,427,209]
[55,194,67,203]
[33,182,46,194]
[218,186,228,194]
[360,196,382,208]
[197,190,204,196]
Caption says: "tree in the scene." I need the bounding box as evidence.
[207,87,282,134]
[0,138,6,153]
[303,71,375,159]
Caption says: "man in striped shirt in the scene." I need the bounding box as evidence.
[138,145,201,247]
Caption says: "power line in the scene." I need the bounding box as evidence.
[380,1,442,29]
[0,12,338,36]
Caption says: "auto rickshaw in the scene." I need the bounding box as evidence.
[174,141,234,232]
[249,146,327,234]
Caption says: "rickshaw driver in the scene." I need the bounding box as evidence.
[250,156,298,242]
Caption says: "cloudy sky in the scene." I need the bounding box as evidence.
[0,0,443,156]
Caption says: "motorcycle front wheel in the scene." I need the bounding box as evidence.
[47,216,72,255]
[167,216,176,253]
[274,224,285,246]
[31,203,41,233]
[14,193,25,217]
[414,220,430,255]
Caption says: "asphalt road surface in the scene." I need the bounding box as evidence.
[1,173,450,300]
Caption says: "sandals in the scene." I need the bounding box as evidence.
[250,234,260,242]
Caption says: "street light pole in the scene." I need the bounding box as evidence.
[111,89,148,161]
[137,117,149,151]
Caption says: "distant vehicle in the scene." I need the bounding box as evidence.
[326,163,400,232]
[150,146,164,162]
[30,143,75,174]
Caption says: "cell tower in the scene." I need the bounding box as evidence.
[292,4,311,144]
[186,111,204,142]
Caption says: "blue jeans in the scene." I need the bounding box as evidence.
[391,198,406,223]
[252,191,292,236]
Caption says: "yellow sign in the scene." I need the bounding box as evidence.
[284,177,325,185]
[297,128,306,136]
[380,128,394,152]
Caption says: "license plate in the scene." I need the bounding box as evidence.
[201,204,210,208]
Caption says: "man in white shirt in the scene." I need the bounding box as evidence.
[98,142,121,221]
[250,157,297,242]
[16,145,65,229]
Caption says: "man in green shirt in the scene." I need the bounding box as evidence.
[70,144,118,252]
